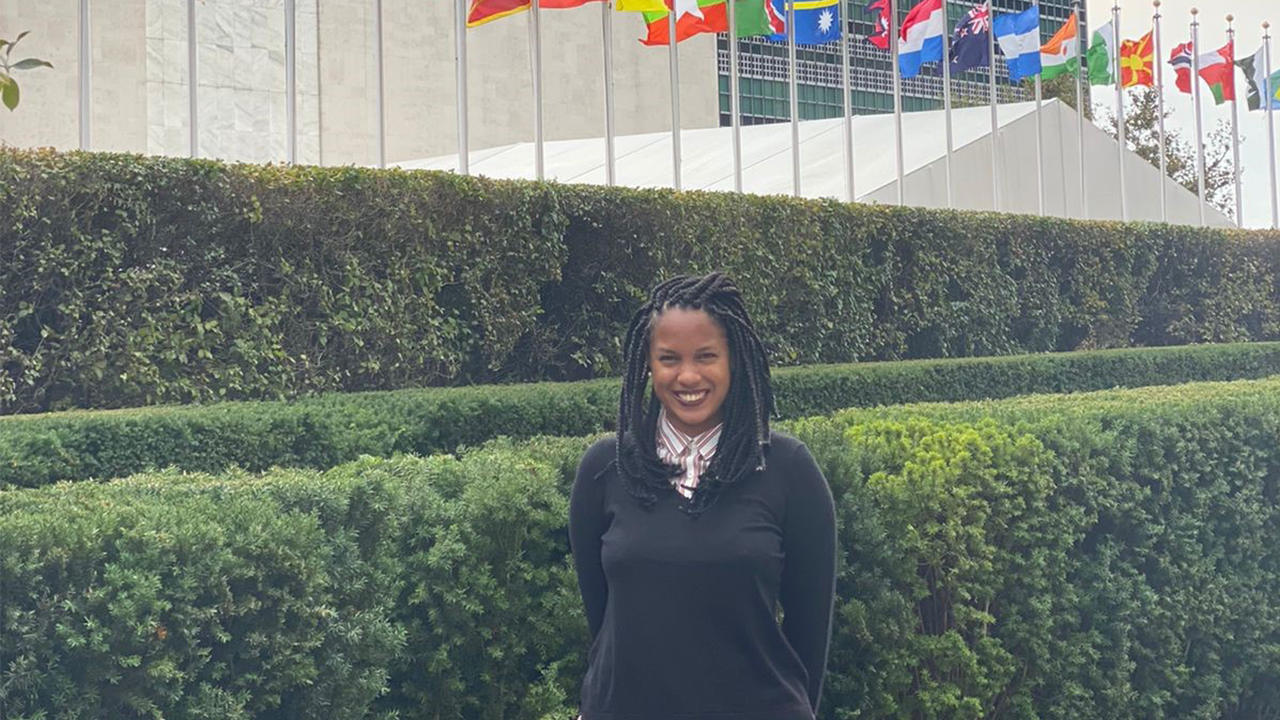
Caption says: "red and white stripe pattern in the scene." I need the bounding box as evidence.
[656,408,722,499]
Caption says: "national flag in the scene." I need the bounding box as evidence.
[949,2,990,75]
[1197,41,1236,104]
[1086,21,1116,85]
[1169,41,1194,93]
[898,0,945,78]
[640,0,775,44]
[1039,12,1078,81]
[993,4,1041,82]
[768,0,841,45]
[1236,44,1280,111]
[1119,30,1154,87]
[865,0,890,50]
[467,0,598,26]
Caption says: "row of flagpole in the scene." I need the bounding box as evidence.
[452,0,1280,228]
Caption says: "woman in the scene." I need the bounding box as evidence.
[568,272,837,720]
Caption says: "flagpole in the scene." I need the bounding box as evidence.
[285,0,297,164]
[988,1,999,211]
[456,0,469,174]
[729,0,744,192]
[842,2,855,202]
[788,0,801,197]
[892,0,905,206]
[669,11,682,190]
[1033,0,1044,216]
[79,0,90,150]
[1075,2,1086,218]
[1153,0,1166,221]
[188,0,198,158]
[1266,21,1278,229]
[530,0,546,180]
[1191,7,1206,225]
[603,0,617,186]
[942,0,954,208]
[376,0,386,168]
[1226,15,1242,227]
[1112,3,1126,221]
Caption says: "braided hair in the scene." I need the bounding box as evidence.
[608,271,776,519]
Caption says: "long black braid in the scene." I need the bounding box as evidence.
[603,271,776,519]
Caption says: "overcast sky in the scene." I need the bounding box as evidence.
[1083,0,1277,228]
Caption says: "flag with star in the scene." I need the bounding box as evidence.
[768,0,841,45]
[639,0,778,45]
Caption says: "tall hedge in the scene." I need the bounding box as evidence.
[4,148,1280,414]
[3,378,1279,719]
[5,341,1280,489]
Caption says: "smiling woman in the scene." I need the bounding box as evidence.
[568,272,837,720]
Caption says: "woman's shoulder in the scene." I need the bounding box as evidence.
[576,434,619,479]
[766,429,805,460]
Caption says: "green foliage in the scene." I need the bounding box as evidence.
[5,341,1280,488]
[4,148,1280,414]
[0,31,53,111]
[4,378,1280,718]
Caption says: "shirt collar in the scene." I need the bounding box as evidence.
[657,406,722,461]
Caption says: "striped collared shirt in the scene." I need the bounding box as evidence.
[655,407,723,499]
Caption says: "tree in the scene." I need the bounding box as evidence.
[0,32,53,111]
[1038,73,1236,220]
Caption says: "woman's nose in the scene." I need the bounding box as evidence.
[677,364,700,385]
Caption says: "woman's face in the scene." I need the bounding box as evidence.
[648,307,731,437]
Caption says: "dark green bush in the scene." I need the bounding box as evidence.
[4,341,1280,488]
[4,148,1279,414]
[3,378,1279,719]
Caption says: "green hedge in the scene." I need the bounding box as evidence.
[5,341,1280,489]
[4,148,1280,414]
[3,378,1279,719]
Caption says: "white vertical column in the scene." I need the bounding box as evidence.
[456,0,470,174]
[730,0,744,193]
[1153,0,1167,221]
[1226,15,1242,227]
[841,0,855,202]
[788,0,801,197]
[286,0,298,164]
[669,12,682,190]
[1191,7,1206,226]
[988,1,998,211]
[941,0,953,208]
[1075,3,1087,218]
[376,0,386,168]
[603,1,617,185]
[531,0,545,180]
[1033,0,1043,216]
[79,0,91,150]
[892,0,905,206]
[1112,3,1126,221]
[1265,22,1277,229]
[188,0,199,158]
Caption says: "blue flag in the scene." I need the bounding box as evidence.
[949,2,991,75]
[769,0,841,45]
[993,5,1042,82]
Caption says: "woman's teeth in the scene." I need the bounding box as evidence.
[676,391,708,403]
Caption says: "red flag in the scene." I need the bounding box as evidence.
[1119,31,1154,87]
[865,0,890,50]
[1198,41,1236,103]
[1168,41,1193,93]
[468,0,599,26]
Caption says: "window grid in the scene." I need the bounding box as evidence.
[717,0,1085,126]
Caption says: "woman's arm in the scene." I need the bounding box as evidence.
[778,442,837,717]
[569,439,612,642]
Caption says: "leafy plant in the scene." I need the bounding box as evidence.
[0,31,53,110]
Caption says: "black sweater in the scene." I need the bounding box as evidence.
[568,432,837,720]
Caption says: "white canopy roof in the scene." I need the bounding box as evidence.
[400,99,1231,227]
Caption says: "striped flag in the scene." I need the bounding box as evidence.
[1040,12,1078,81]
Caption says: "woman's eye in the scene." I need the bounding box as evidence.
[699,354,717,361]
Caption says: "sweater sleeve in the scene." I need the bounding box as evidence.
[778,442,837,717]
[569,438,613,642]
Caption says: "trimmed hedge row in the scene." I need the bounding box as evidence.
[3,378,1280,719]
[4,148,1280,414]
[5,341,1280,489]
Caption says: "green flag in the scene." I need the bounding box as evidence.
[1236,45,1280,111]
[1086,21,1115,85]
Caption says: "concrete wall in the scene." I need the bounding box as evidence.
[0,0,719,166]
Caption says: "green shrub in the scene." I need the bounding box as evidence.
[4,378,1280,718]
[4,341,1280,489]
[4,148,1279,414]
